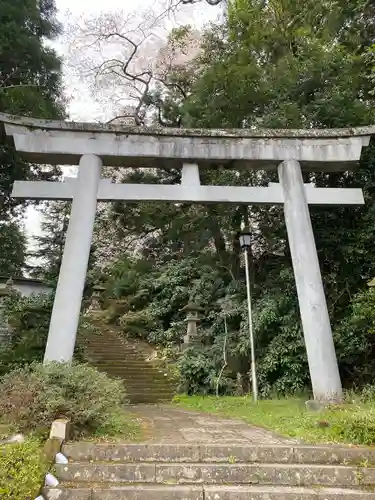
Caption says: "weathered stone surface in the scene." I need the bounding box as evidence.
[42,485,375,500]
[44,437,63,462]
[92,485,204,499]
[63,441,375,467]
[199,444,294,464]
[127,406,294,445]
[305,400,327,412]
[54,406,375,498]
[2,112,370,171]
[155,463,375,487]
[0,433,25,445]
[204,486,375,499]
[2,111,374,138]
[43,488,91,499]
[77,329,176,404]
[50,418,71,441]
[55,463,156,483]
[63,443,201,463]
[292,446,375,466]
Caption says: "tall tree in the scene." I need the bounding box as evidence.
[30,201,70,282]
[0,0,65,218]
[0,0,66,275]
[0,221,26,276]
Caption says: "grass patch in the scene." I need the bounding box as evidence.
[91,408,144,442]
[173,395,375,446]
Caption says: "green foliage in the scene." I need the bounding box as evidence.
[30,201,70,281]
[0,0,65,118]
[331,408,375,446]
[0,362,128,437]
[0,0,66,280]
[185,0,375,129]
[334,287,375,385]
[119,310,163,340]
[0,0,65,217]
[178,348,217,395]
[0,221,26,276]
[174,395,375,446]
[0,293,54,375]
[0,438,46,500]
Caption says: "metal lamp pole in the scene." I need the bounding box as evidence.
[238,230,258,402]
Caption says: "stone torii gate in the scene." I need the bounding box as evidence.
[1,113,373,402]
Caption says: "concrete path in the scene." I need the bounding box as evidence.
[128,404,296,445]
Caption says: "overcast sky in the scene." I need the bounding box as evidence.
[25,0,219,247]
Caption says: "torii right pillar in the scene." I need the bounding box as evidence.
[278,159,342,402]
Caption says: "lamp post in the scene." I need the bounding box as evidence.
[237,229,258,402]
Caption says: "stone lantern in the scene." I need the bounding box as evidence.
[88,284,106,312]
[181,301,204,347]
[0,284,12,342]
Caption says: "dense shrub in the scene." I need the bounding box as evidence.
[0,362,128,436]
[0,293,85,376]
[0,438,46,499]
[334,287,375,387]
[331,408,375,446]
[119,310,162,339]
[0,293,53,376]
[178,347,218,395]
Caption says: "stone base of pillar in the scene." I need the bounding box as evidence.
[305,399,340,413]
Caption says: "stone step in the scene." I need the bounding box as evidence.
[128,394,174,403]
[89,359,166,369]
[81,330,176,404]
[62,443,375,466]
[43,485,375,500]
[94,366,172,376]
[85,354,149,361]
[55,462,375,487]
[125,390,175,397]
[109,379,175,387]
[92,363,171,373]
[98,373,173,382]
[84,346,139,353]
[124,388,175,394]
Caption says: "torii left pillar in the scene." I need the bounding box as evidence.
[43,154,102,362]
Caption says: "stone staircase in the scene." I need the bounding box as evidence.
[78,321,176,404]
[44,442,375,499]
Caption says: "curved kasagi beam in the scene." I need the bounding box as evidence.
[0,113,372,171]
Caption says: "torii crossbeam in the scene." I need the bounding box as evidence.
[2,112,374,402]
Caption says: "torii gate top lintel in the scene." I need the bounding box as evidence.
[0,112,373,171]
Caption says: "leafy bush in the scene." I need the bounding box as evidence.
[0,438,46,499]
[178,347,218,395]
[331,408,375,446]
[0,362,128,437]
[0,293,53,376]
[334,287,375,386]
[0,293,85,376]
[119,309,162,340]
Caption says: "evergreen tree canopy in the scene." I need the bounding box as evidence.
[0,0,65,219]
[0,0,66,276]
